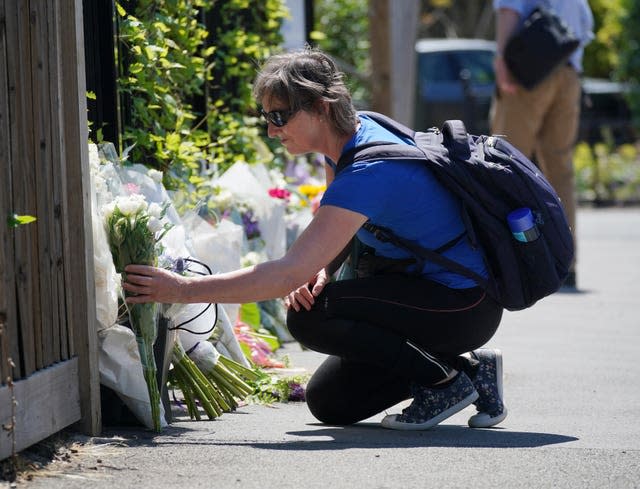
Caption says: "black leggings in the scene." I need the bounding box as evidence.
[287,274,503,425]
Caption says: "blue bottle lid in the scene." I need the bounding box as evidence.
[507,207,535,232]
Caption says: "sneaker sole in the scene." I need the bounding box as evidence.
[381,390,479,431]
[468,407,508,428]
[468,348,506,428]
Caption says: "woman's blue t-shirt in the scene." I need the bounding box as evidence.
[321,114,488,289]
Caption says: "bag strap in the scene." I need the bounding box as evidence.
[362,221,490,289]
[336,141,430,174]
[358,110,416,139]
[442,120,471,159]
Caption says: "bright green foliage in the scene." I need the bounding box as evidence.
[117,0,211,190]
[614,0,640,131]
[582,0,624,78]
[116,0,287,196]
[204,0,288,172]
[574,138,640,204]
[312,0,370,107]
[580,0,640,131]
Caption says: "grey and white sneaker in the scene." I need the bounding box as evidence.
[382,372,478,431]
[468,348,508,428]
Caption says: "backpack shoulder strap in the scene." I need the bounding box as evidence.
[362,221,490,289]
[442,120,471,159]
[358,111,416,140]
[336,142,427,173]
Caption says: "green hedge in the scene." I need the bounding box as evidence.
[116,0,288,197]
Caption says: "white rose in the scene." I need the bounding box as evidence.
[147,216,163,233]
[148,202,163,219]
[148,169,163,183]
[101,202,116,220]
[116,195,147,216]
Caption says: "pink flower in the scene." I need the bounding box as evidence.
[268,187,291,200]
[124,182,141,195]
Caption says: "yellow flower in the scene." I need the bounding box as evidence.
[298,184,326,199]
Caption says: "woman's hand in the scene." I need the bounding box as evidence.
[284,268,330,312]
[122,264,187,304]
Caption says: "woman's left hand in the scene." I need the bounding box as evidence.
[284,268,329,312]
[122,264,187,304]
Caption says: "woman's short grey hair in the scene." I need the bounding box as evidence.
[253,47,357,136]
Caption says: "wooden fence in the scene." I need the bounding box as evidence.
[0,0,100,460]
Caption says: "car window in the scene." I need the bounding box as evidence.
[418,50,495,85]
[451,50,495,84]
[418,52,456,83]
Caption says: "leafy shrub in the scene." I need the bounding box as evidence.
[116,0,288,197]
[574,138,640,204]
[311,0,370,107]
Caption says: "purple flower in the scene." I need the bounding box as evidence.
[288,382,306,402]
[241,210,261,240]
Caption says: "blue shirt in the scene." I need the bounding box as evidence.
[321,115,488,289]
[493,0,594,72]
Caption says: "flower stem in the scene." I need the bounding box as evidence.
[218,355,261,382]
[171,343,229,419]
[136,336,162,432]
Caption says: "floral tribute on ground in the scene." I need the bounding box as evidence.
[90,143,324,429]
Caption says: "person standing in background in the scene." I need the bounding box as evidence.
[491,0,594,289]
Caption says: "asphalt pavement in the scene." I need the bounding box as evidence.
[12,207,640,489]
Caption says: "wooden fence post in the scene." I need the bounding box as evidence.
[369,0,419,125]
[59,0,101,436]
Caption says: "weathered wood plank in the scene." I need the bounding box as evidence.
[0,358,81,461]
[48,0,67,362]
[0,0,21,384]
[59,0,101,435]
[31,0,66,367]
[29,0,51,369]
[5,0,39,379]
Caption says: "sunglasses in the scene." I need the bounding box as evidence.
[259,108,297,127]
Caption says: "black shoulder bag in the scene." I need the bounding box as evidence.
[503,6,580,90]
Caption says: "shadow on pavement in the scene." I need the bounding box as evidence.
[106,423,577,451]
[272,424,579,449]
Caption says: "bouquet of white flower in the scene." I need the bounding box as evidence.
[102,194,172,431]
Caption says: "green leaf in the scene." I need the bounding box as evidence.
[254,331,280,351]
[240,302,261,329]
[115,2,126,18]
[7,214,37,228]
[86,91,97,100]
[165,132,181,152]
[129,62,145,74]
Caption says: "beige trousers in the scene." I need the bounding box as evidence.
[490,65,581,269]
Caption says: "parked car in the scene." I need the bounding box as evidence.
[414,38,634,144]
[415,38,496,135]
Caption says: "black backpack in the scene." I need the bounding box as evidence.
[336,111,574,311]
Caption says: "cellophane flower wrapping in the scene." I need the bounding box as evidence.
[88,144,119,331]
[102,191,171,432]
[211,161,287,261]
